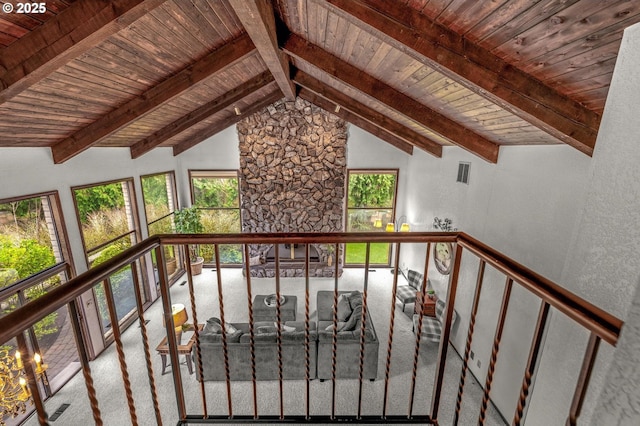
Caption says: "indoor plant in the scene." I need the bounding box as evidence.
[174,207,204,275]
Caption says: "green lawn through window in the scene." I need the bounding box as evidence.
[345,242,390,265]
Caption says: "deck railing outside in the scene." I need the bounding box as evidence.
[0,232,622,425]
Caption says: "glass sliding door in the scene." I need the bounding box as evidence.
[141,172,181,281]
[189,170,242,265]
[72,179,146,339]
[345,170,398,266]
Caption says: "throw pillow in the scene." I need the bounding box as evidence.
[274,322,296,332]
[341,304,362,331]
[336,294,352,321]
[204,317,237,334]
[347,291,363,310]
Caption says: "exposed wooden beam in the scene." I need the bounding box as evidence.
[172,89,283,156]
[0,0,169,104]
[293,69,441,158]
[299,88,414,155]
[130,71,274,159]
[229,0,296,100]
[51,34,255,164]
[283,34,499,163]
[323,0,600,155]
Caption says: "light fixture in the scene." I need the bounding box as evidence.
[385,215,410,232]
[374,219,382,229]
[334,105,341,113]
[234,106,241,116]
[164,304,189,343]
[1,348,48,426]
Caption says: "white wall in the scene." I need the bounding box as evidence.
[401,144,593,421]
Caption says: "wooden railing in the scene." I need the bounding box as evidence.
[0,232,623,425]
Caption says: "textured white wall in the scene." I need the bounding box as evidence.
[401,144,592,421]
[530,21,640,426]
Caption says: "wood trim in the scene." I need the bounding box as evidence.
[51,34,256,164]
[283,33,499,163]
[294,69,441,157]
[324,0,600,155]
[0,0,169,104]
[229,0,296,100]
[130,71,275,159]
[298,87,414,155]
[172,89,283,156]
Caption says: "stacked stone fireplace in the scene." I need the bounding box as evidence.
[237,98,347,277]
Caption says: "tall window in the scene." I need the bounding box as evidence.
[72,179,145,337]
[189,170,241,265]
[141,172,180,279]
[0,192,76,422]
[345,170,398,265]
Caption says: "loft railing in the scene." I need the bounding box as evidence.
[0,232,622,425]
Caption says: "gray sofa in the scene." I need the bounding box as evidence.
[316,290,379,381]
[196,320,317,381]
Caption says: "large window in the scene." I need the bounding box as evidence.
[0,192,76,424]
[72,179,145,337]
[345,170,398,265]
[189,170,241,265]
[141,172,181,279]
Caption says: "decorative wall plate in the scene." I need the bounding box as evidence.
[434,242,453,275]
[264,294,286,307]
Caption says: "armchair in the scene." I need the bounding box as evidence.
[396,269,430,312]
[412,298,457,342]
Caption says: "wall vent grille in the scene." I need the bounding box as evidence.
[457,162,470,184]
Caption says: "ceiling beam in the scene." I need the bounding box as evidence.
[130,71,275,159]
[293,69,442,158]
[0,0,168,105]
[299,88,414,155]
[283,34,499,163]
[51,34,255,164]
[172,89,283,156]
[323,0,600,155]
[229,0,296,100]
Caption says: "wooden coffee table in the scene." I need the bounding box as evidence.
[156,324,203,375]
[253,295,297,322]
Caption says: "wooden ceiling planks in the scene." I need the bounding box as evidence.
[1,0,639,161]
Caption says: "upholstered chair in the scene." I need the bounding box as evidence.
[396,269,429,312]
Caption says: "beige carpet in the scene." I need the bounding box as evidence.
[23,267,506,425]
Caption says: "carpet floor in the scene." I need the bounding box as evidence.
[23,267,506,425]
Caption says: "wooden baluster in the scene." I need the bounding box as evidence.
[275,244,284,419]
[453,259,486,425]
[513,301,550,425]
[478,277,513,425]
[566,333,600,426]
[243,244,258,419]
[213,244,230,417]
[383,242,402,418]
[357,242,371,420]
[304,244,311,420]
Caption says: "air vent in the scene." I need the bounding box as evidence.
[457,162,470,184]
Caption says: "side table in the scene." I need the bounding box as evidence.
[415,292,438,318]
[156,323,203,375]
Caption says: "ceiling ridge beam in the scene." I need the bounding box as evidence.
[130,71,275,159]
[322,0,600,155]
[0,0,169,105]
[298,87,414,155]
[283,34,499,163]
[172,89,283,156]
[229,0,296,100]
[293,69,441,157]
[51,34,255,164]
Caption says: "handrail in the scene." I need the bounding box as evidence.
[457,233,622,346]
[0,231,621,346]
[0,231,625,426]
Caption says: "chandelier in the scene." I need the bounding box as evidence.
[0,348,48,426]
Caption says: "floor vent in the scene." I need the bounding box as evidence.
[457,162,470,184]
[49,403,70,421]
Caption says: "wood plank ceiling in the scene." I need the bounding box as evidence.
[0,0,638,164]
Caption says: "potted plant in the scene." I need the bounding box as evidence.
[164,245,177,275]
[174,207,205,275]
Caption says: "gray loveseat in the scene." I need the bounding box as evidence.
[316,290,379,381]
[196,320,317,381]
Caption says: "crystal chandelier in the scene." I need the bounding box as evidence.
[1,348,47,426]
